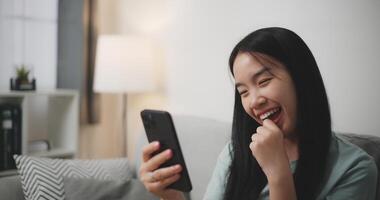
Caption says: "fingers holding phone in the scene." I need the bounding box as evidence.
[140,109,192,193]
[139,141,184,199]
[142,141,160,162]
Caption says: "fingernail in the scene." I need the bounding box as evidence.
[166,149,172,156]
[153,141,159,147]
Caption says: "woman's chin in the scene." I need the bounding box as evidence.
[282,126,298,139]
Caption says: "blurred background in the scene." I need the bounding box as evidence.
[0,0,379,161]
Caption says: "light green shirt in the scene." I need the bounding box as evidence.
[203,133,378,200]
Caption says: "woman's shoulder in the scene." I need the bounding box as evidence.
[217,141,233,163]
[325,133,377,183]
[333,133,377,166]
[317,133,378,199]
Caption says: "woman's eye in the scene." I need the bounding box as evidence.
[239,91,247,96]
[258,78,271,86]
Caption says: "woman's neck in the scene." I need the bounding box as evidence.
[284,137,299,162]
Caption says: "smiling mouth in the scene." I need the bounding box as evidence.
[259,107,281,121]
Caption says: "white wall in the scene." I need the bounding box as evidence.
[0,0,58,90]
[119,0,380,136]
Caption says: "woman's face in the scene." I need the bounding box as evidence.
[233,52,297,137]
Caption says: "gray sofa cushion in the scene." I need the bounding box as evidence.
[64,177,158,200]
[0,175,24,200]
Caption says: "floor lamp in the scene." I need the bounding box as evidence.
[93,35,156,156]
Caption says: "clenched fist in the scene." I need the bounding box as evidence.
[249,119,291,180]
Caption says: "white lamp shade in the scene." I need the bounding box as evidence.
[93,35,156,93]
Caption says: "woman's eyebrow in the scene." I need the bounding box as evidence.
[235,67,269,88]
[251,67,269,80]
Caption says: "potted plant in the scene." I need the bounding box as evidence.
[16,65,30,84]
[10,64,36,91]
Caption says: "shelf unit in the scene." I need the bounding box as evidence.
[0,89,79,162]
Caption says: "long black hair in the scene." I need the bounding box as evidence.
[224,27,332,200]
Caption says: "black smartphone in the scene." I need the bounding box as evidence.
[140,109,192,192]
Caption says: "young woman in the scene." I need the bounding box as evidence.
[139,27,378,200]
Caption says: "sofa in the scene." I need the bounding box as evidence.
[1,115,379,200]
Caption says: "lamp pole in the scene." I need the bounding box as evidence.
[122,94,127,156]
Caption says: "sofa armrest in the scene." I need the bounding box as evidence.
[0,175,24,200]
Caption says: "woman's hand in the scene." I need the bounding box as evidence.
[250,119,297,200]
[139,141,185,200]
[250,119,290,180]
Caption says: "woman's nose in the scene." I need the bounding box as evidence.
[249,94,267,110]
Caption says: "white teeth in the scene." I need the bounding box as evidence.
[259,108,280,120]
